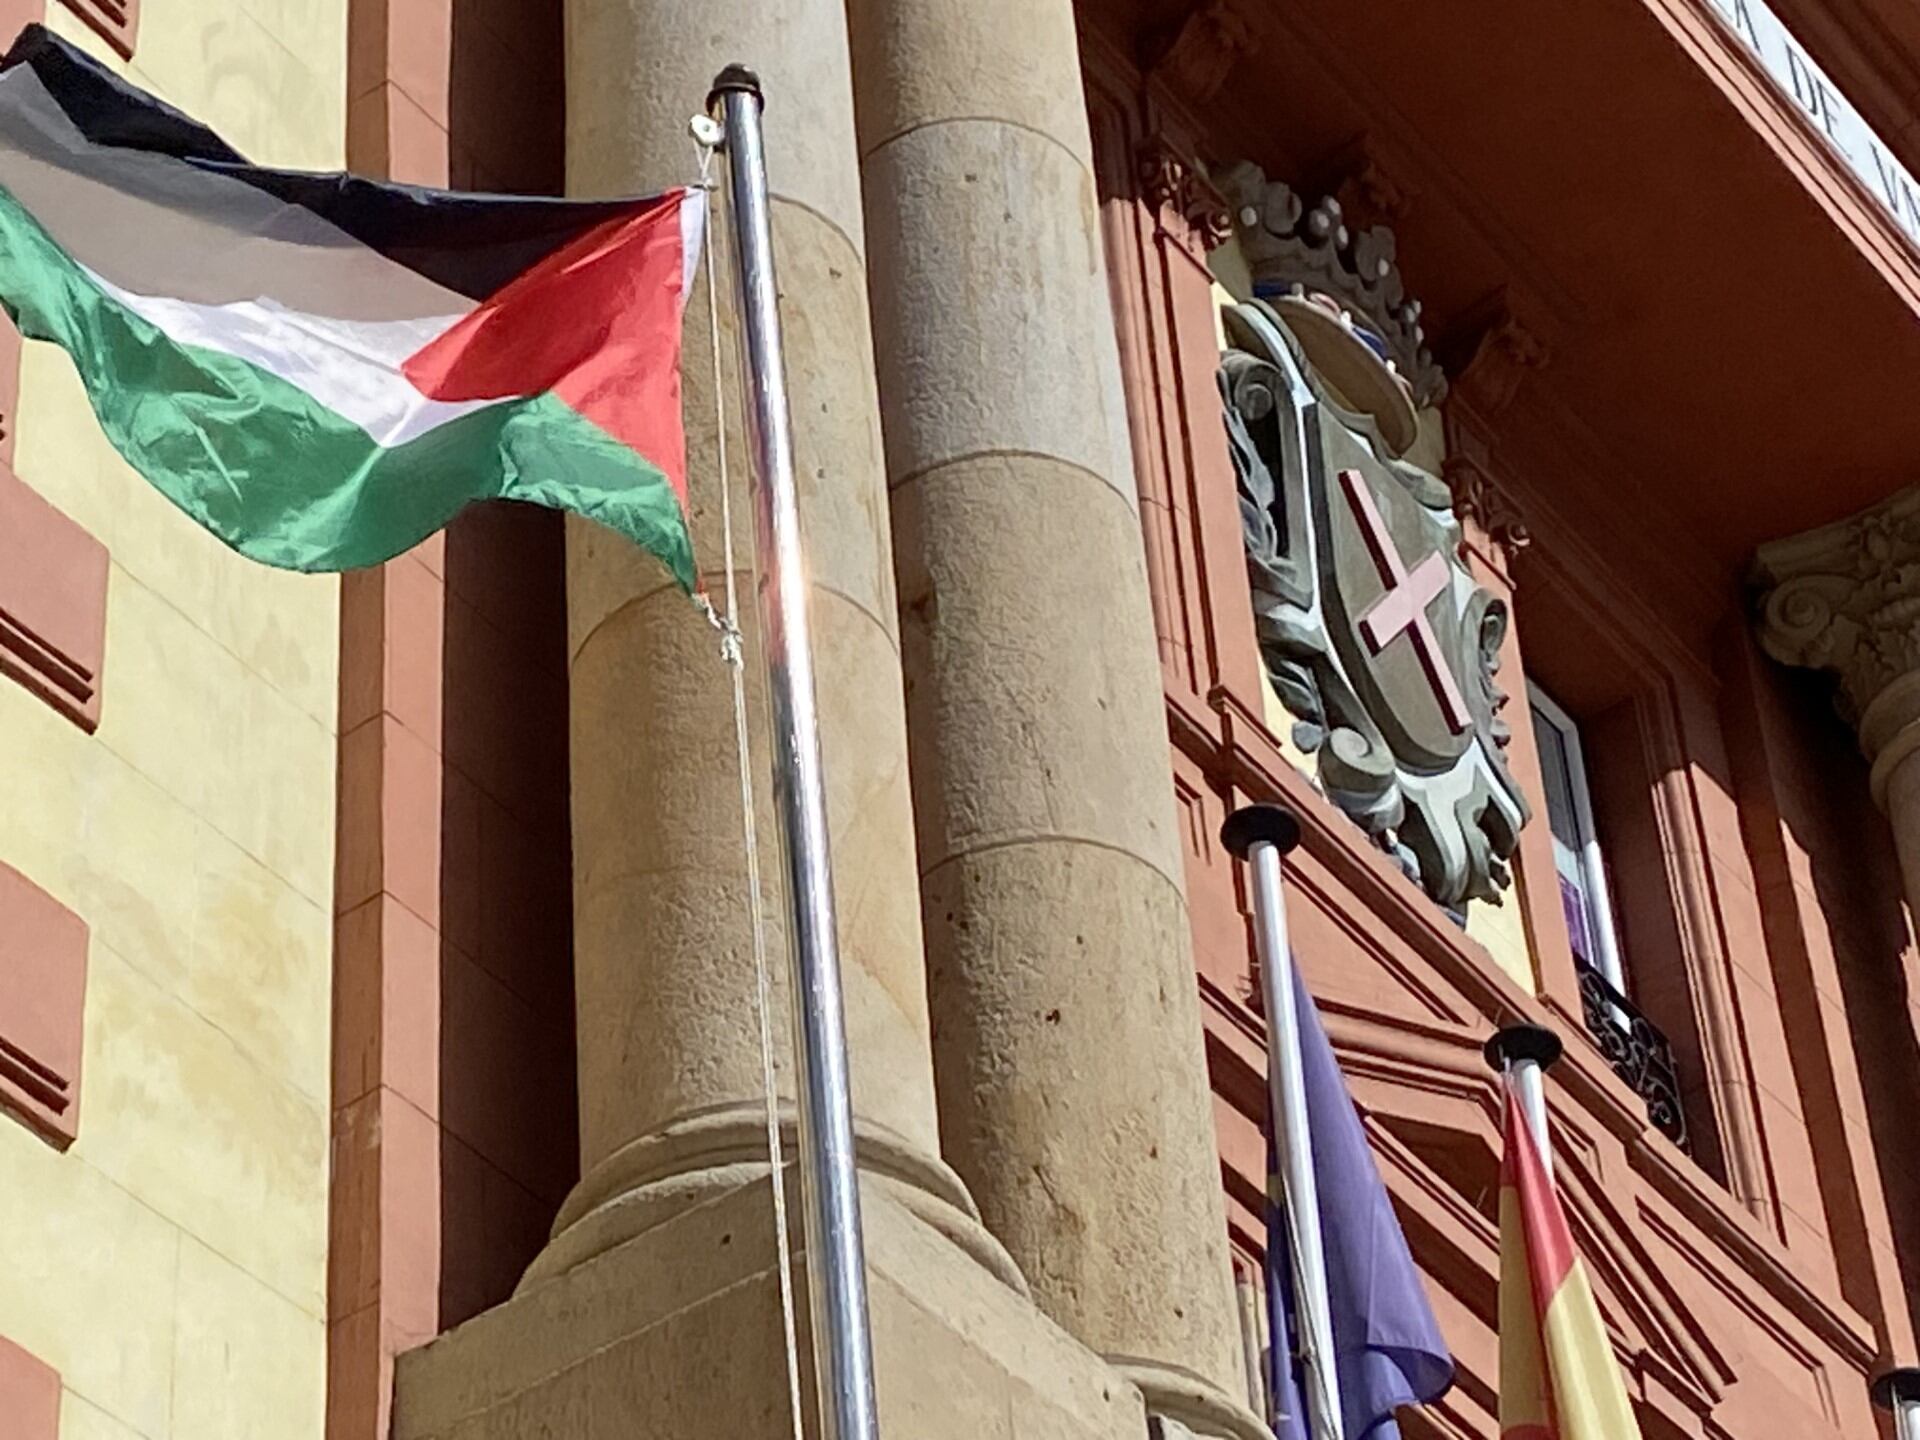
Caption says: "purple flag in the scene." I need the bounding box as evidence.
[1264,964,1454,1439]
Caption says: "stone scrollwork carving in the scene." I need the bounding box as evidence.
[1220,297,1529,908]
[1444,452,1531,559]
[1753,485,1920,798]
[1137,136,1232,250]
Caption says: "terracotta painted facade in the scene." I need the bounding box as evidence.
[1076,2,1920,1436]
[1,2,1918,1439]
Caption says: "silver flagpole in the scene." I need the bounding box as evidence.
[709,65,880,1440]
[1873,1368,1920,1440]
[1222,805,1345,1440]
[1484,1025,1564,1175]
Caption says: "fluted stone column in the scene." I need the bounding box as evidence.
[1756,486,1920,917]
[536,0,999,1286]
[849,6,1261,1436]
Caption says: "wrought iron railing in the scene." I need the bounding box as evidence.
[1573,959,1690,1151]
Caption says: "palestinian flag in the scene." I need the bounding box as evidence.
[0,24,701,588]
[1497,1086,1642,1440]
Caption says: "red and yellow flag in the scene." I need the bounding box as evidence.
[1498,1088,1642,1440]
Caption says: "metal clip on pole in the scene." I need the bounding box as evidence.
[1874,1368,1920,1440]
[1221,804,1345,1440]
[1484,1024,1564,1175]
[709,63,880,1440]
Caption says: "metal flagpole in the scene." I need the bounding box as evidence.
[708,65,880,1440]
[1484,1025,1565,1176]
[1221,805,1345,1440]
[1873,1368,1920,1440]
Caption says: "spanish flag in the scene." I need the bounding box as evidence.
[1498,1087,1642,1440]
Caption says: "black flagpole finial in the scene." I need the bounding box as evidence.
[1483,1023,1563,1074]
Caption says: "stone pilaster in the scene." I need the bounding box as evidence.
[1754,486,1920,909]
[1752,486,1920,1377]
[849,6,1263,1437]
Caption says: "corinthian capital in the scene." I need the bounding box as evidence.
[1754,485,1920,799]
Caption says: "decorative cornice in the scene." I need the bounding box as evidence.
[1752,485,1920,799]
[1140,0,1258,109]
[1216,160,1446,407]
[1136,135,1231,250]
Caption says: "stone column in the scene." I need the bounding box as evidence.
[849,6,1262,1436]
[536,0,998,1286]
[394,11,1167,1439]
[1755,486,1920,915]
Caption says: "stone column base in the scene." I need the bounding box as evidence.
[519,1107,1027,1298]
[393,1174,1155,1440]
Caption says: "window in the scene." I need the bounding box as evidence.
[1529,683,1627,995]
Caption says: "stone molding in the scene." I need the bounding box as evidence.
[0,858,88,1148]
[1752,485,1920,802]
[0,470,109,733]
[1106,1356,1272,1440]
[520,1105,1027,1296]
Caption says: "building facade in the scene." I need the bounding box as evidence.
[1,0,1918,1438]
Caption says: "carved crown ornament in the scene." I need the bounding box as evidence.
[1753,485,1920,802]
[1217,160,1448,413]
[1219,297,1530,909]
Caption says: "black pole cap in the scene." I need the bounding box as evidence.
[1483,1023,1563,1074]
[1220,804,1303,861]
[707,63,763,112]
[1872,1368,1920,1411]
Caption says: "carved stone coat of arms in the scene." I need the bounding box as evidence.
[1220,294,1528,908]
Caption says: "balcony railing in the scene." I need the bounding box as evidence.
[1573,959,1690,1151]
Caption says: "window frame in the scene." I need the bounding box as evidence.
[1528,681,1629,998]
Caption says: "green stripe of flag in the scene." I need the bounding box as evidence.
[0,181,694,586]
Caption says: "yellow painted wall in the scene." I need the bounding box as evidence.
[0,3,347,1438]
